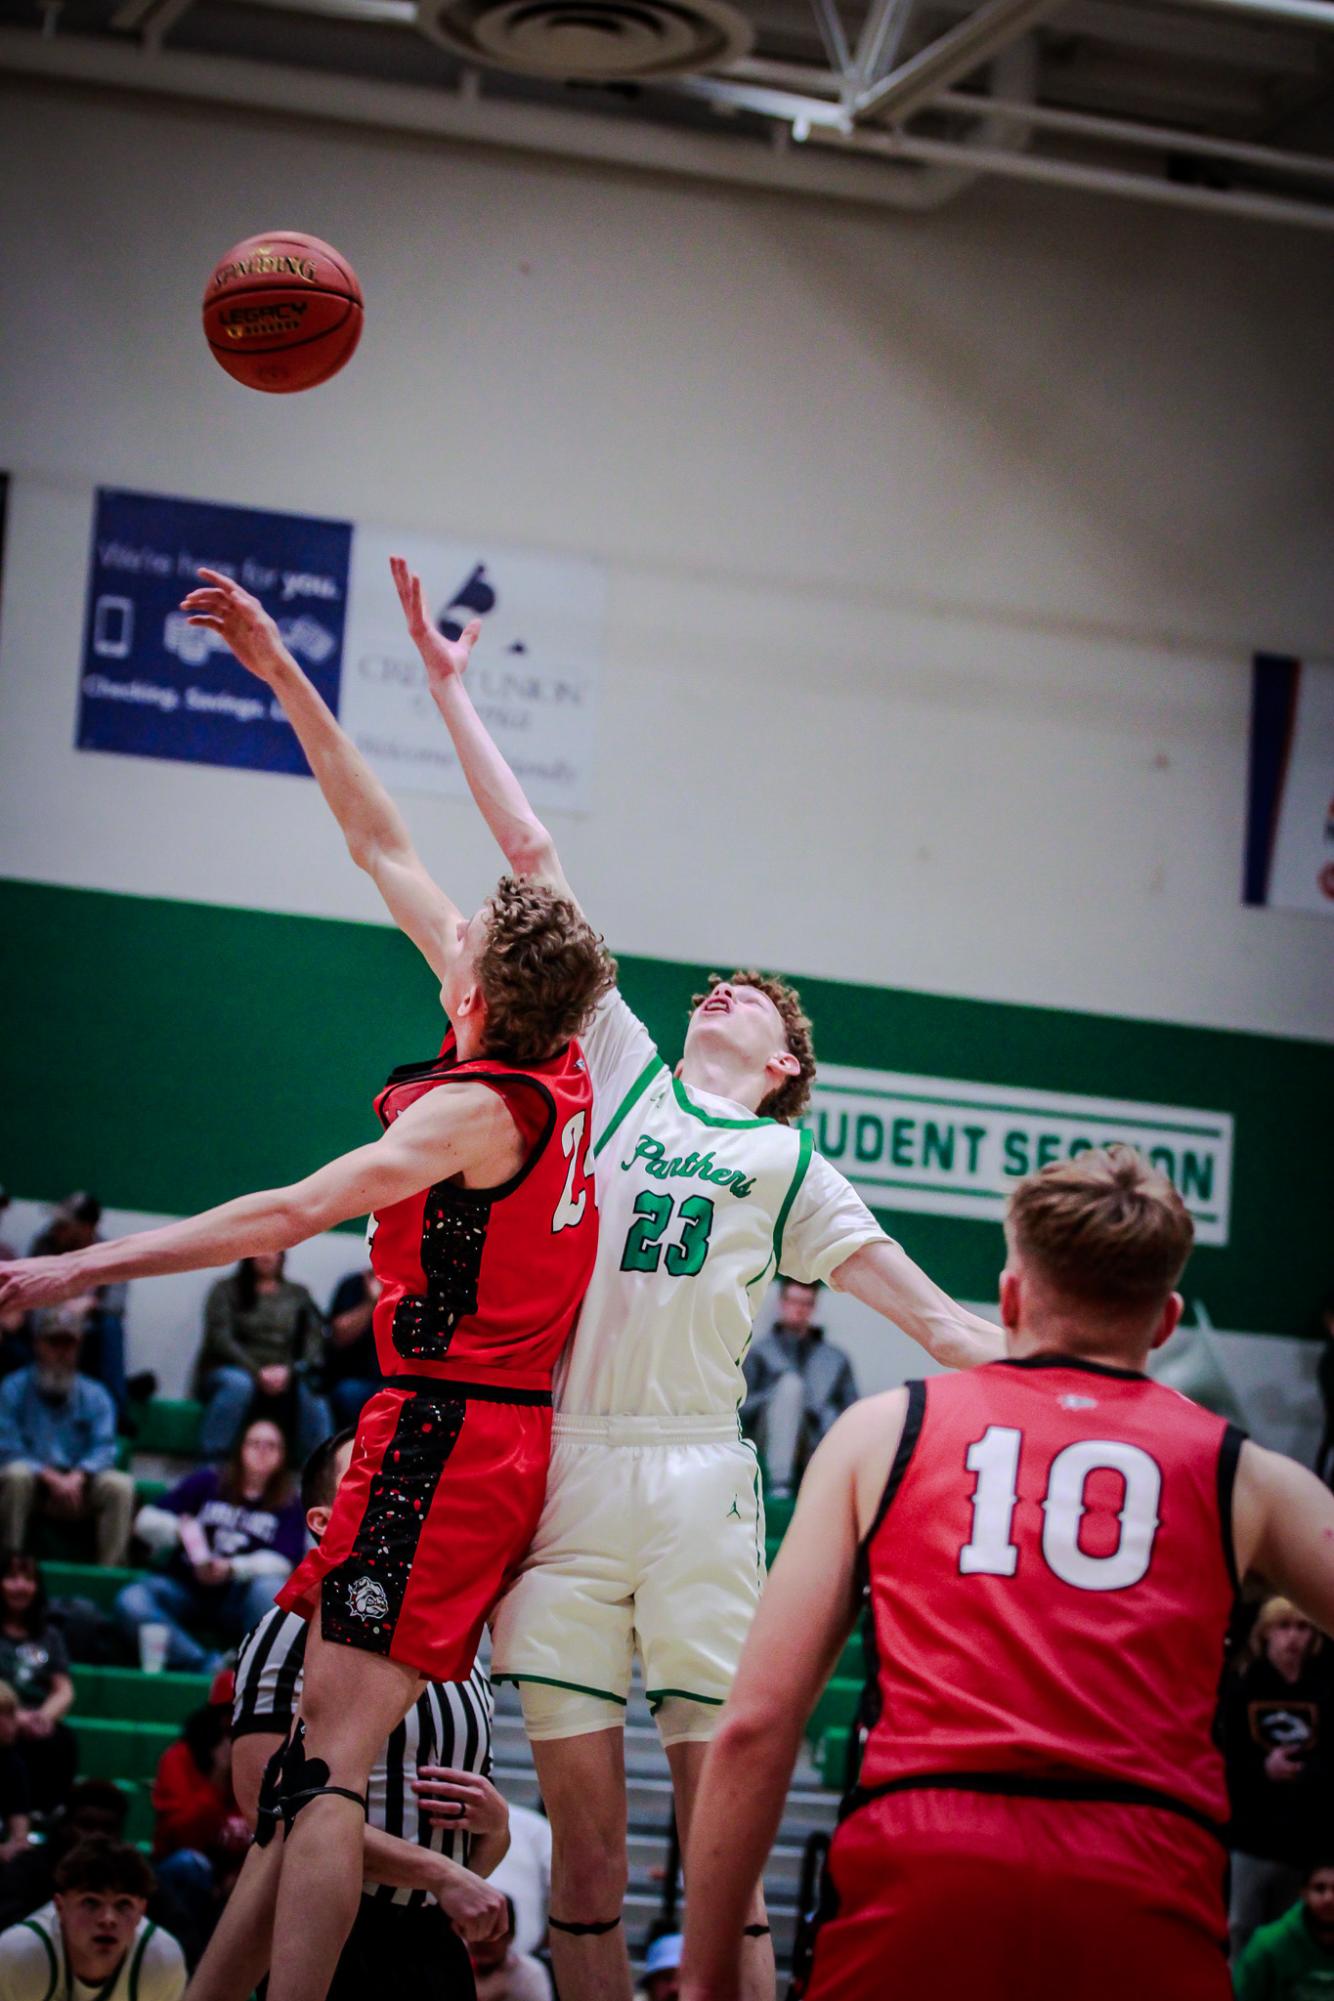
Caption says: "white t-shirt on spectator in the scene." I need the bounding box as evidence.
[488,1803,552,1954]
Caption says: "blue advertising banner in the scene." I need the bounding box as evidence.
[77,488,352,776]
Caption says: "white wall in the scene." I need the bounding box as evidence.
[2,83,1333,1042]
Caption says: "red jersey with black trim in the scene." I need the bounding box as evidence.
[855,1357,1242,1829]
[367,1030,597,1392]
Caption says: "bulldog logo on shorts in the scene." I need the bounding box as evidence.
[347,1575,390,1622]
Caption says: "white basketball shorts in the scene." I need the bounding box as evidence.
[490,1415,766,1744]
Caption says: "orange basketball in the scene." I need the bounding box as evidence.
[202,231,363,393]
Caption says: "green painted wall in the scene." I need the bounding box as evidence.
[2,877,1329,1336]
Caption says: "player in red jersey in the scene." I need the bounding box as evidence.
[0,568,616,2001]
[681,1146,1334,2001]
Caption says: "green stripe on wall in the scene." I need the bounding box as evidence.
[2,877,1330,1336]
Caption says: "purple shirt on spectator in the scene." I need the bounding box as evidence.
[160,1468,307,1572]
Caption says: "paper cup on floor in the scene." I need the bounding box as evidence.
[139,1624,171,1674]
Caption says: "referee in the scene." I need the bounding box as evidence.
[230,1429,510,1999]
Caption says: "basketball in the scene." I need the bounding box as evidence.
[201,230,363,393]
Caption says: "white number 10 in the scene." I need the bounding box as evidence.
[959,1424,1162,1593]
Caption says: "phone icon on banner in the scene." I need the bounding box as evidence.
[93,596,134,659]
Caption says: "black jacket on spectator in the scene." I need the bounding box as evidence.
[1223,1652,1334,1863]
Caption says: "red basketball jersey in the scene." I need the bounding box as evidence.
[855,1357,1242,1831]
[367,1032,597,1392]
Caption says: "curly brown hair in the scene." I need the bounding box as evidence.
[691,970,816,1123]
[476,876,617,1067]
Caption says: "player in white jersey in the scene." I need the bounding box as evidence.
[0,1842,186,2001]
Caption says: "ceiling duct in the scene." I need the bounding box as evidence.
[416,0,752,79]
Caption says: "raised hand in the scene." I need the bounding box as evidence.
[389,555,481,695]
[180,568,289,684]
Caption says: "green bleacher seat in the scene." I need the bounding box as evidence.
[836,1629,866,1680]
[73,1666,211,1725]
[44,1562,143,1615]
[819,1726,852,1789]
[114,1780,157,1846]
[134,1478,167,1507]
[74,1718,177,1783]
[134,1400,203,1457]
[806,1678,860,1748]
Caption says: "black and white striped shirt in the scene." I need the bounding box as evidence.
[233,1608,494,1909]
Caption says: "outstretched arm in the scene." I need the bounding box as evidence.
[833,1240,1005,1370]
[390,558,577,904]
[1235,1440,1334,1637]
[682,1396,905,2001]
[0,1084,520,1312]
[181,569,462,981]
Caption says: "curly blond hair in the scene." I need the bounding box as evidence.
[476,876,617,1066]
[691,970,816,1123]
[1005,1145,1194,1308]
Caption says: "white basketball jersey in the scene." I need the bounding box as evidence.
[556,993,886,1418]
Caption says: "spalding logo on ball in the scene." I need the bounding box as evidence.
[202,231,363,393]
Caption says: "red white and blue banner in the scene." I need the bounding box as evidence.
[1244,653,1334,918]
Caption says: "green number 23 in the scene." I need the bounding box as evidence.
[620,1191,715,1277]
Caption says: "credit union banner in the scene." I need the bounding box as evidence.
[74,485,604,811]
[801,1066,1233,1247]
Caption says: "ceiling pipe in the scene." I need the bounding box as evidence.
[1160,0,1334,26]
[931,87,1334,184]
[850,0,1068,122]
[808,119,1334,227]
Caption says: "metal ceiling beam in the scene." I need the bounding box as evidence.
[932,87,1334,181]
[850,0,1069,123]
[809,0,853,81]
[851,0,918,88]
[1161,0,1334,26]
[810,120,1334,225]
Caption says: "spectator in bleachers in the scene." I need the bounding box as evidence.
[1233,1856,1334,1998]
[469,1899,553,2001]
[0,1837,186,2001]
[741,1279,859,1499]
[1224,1597,1334,1955]
[486,1801,551,1958]
[639,1930,683,2001]
[0,1779,126,1929]
[321,1267,381,1428]
[192,1255,330,1463]
[149,1696,249,1964]
[0,1308,31,1390]
[0,1779,195,1954]
[27,1198,129,1420]
[0,1687,30,1865]
[0,1554,77,1817]
[0,1319,134,1566]
[115,1418,304,1674]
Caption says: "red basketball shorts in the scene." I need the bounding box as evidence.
[277,1377,552,1682]
[799,1787,1230,2001]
